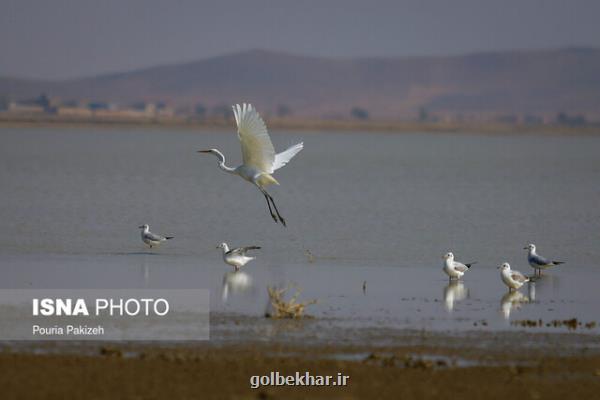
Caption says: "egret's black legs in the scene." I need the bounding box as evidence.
[267,193,286,227]
[258,187,286,226]
[263,193,278,223]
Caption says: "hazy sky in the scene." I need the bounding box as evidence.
[2,0,600,79]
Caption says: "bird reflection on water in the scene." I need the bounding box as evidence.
[221,271,254,302]
[500,290,529,320]
[443,281,469,312]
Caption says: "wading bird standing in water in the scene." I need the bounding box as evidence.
[498,263,530,292]
[524,243,564,276]
[198,103,303,226]
[138,224,174,248]
[442,252,476,281]
[216,242,261,271]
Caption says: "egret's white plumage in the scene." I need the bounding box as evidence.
[234,103,276,173]
[217,242,260,271]
[499,262,529,291]
[138,224,173,248]
[442,252,476,281]
[273,142,304,171]
[198,103,303,226]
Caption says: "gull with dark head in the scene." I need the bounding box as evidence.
[442,252,476,281]
[198,103,303,226]
[217,242,261,271]
[498,262,529,291]
[138,224,174,248]
[524,243,564,276]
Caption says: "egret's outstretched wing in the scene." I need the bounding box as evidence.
[273,142,303,171]
[233,103,275,173]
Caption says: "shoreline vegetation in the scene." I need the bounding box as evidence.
[1,113,599,135]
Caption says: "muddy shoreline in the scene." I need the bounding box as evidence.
[3,328,600,398]
[2,333,600,399]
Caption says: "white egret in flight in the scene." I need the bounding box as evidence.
[198,103,303,226]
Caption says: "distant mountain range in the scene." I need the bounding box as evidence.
[1,47,599,120]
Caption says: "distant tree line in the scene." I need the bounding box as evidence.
[351,107,369,120]
[556,112,587,126]
[1,93,594,127]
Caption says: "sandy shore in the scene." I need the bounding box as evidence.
[2,335,600,399]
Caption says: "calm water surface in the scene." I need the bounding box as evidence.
[1,127,599,339]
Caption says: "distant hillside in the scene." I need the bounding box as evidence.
[2,48,600,120]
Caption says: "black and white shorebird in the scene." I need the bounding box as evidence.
[442,252,476,281]
[138,224,174,248]
[524,243,564,276]
[216,242,261,271]
[499,263,530,292]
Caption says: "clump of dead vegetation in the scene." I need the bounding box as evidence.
[265,284,317,319]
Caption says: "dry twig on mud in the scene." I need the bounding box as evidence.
[266,285,317,319]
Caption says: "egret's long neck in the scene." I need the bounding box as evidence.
[212,150,236,174]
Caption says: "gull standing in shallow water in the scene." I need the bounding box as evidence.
[217,242,261,271]
[525,243,565,276]
[138,224,174,248]
[197,103,303,226]
[442,252,476,281]
[499,263,530,292]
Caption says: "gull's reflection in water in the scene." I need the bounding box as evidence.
[443,281,469,312]
[528,280,536,302]
[140,256,150,287]
[221,271,254,302]
[500,290,529,320]
[530,273,560,299]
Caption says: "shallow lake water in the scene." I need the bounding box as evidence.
[1,127,599,342]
